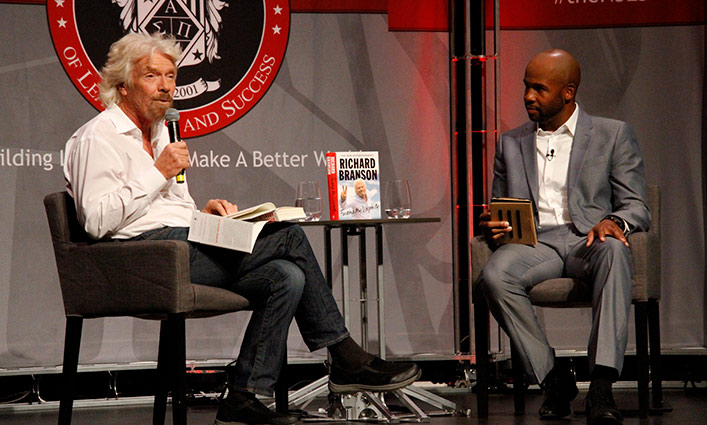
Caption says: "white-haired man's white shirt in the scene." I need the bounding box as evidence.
[64,105,197,239]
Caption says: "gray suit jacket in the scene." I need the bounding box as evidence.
[492,108,650,234]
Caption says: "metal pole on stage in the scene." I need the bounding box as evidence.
[450,0,497,379]
[468,3,487,238]
[450,0,472,359]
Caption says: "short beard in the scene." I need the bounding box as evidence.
[148,97,173,124]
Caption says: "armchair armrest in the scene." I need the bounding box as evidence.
[628,231,661,301]
[53,239,193,317]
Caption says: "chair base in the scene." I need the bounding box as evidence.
[284,375,458,422]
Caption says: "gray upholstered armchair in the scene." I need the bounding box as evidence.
[471,185,663,419]
[44,191,285,425]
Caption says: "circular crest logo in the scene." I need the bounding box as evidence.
[48,0,290,138]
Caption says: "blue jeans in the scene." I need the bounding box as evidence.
[130,223,349,396]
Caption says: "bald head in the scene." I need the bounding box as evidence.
[527,49,581,93]
[523,49,582,131]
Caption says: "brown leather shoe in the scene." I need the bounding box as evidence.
[328,357,421,393]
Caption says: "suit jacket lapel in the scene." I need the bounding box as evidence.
[568,110,593,194]
[519,123,539,205]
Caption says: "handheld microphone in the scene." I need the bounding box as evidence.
[546,149,556,161]
[165,108,185,184]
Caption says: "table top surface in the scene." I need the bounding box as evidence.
[296,217,441,227]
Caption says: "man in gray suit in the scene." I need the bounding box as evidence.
[477,49,650,425]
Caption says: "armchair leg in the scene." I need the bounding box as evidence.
[154,320,171,425]
[634,302,649,418]
[170,314,188,425]
[275,351,288,413]
[648,299,664,408]
[153,314,187,425]
[58,316,83,425]
[473,300,490,418]
[510,344,525,415]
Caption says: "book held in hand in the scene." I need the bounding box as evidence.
[489,198,538,245]
[187,203,305,253]
[326,151,381,220]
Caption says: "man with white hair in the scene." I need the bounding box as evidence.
[63,32,420,425]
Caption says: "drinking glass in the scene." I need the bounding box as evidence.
[384,179,412,219]
[295,181,322,221]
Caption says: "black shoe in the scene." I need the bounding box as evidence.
[214,390,298,425]
[538,368,579,419]
[586,386,623,425]
[328,357,421,393]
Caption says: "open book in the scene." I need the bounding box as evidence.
[187,203,305,253]
[489,197,538,245]
[226,202,306,222]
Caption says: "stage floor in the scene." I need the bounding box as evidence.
[0,386,705,425]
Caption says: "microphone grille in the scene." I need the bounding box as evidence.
[165,108,180,122]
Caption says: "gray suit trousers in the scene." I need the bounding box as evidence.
[477,224,633,384]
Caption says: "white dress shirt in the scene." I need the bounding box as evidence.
[63,105,197,239]
[535,104,579,228]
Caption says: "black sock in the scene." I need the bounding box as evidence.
[590,365,619,391]
[542,357,571,388]
[227,389,255,401]
[328,336,374,370]
[553,357,572,373]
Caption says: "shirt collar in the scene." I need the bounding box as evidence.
[536,103,580,137]
[106,104,139,135]
[106,104,166,143]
